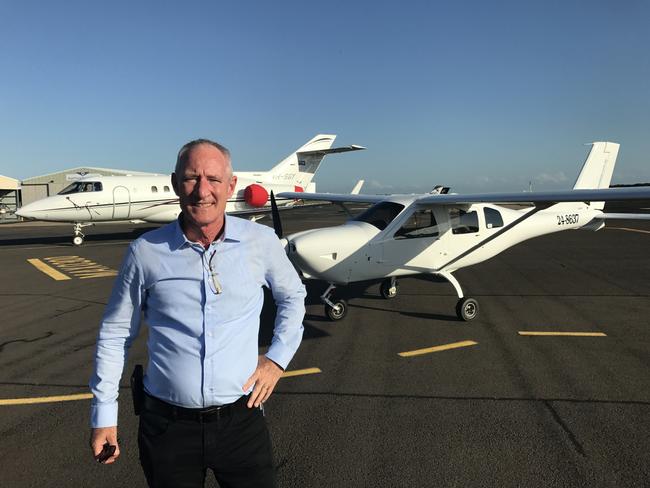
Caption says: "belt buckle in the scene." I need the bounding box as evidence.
[199,404,225,422]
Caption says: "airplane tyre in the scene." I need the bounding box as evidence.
[325,300,348,321]
[73,235,84,246]
[380,279,398,299]
[456,297,479,321]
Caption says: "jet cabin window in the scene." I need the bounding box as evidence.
[394,209,439,239]
[352,202,405,230]
[58,181,102,195]
[484,207,503,229]
[151,186,158,193]
[449,209,479,234]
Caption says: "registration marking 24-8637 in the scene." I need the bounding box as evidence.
[557,213,579,225]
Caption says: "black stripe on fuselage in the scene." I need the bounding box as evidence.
[439,204,550,272]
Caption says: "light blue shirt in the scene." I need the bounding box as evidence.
[89,215,306,428]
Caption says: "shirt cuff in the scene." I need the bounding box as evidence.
[90,401,118,428]
[265,343,295,371]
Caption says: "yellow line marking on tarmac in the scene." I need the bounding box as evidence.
[27,258,71,280]
[608,227,650,235]
[281,367,322,378]
[1,370,322,406]
[398,340,478,357]
[41,256,118,279]
[0,393,93,406]
[518,331,607,337]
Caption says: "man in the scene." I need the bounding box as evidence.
[89,139,306,487]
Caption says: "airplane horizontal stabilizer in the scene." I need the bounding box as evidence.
[297,145,366,156]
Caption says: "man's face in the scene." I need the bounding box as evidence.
[172,144,237,229]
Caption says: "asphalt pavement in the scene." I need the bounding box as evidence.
[0,207,648,487]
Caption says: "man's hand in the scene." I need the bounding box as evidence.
[243,355,283,408]
[90,426,120,464]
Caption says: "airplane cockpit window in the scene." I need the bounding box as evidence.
[484,207,503,229]
[394,209,439,239]
[352,202,405,230]
[58,181,102,195]
[449,208,479,234]
[151,186,158,193]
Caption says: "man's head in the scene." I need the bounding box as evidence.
[172,139,238,233]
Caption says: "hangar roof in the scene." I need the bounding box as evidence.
[0,175,20,190]
[22,166,162,183]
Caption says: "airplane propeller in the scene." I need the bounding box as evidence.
[270,190,283,238]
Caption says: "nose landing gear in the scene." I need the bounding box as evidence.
[72,222,92,246]
[321,284,348,321]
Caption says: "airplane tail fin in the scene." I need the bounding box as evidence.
[573,141,620,210]
[268,134,365,188]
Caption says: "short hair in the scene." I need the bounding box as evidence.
[174,139,232,177]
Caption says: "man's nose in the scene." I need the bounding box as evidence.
[195,177,212,198]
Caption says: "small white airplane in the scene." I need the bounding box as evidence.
[16,134,364,245]
[275,142,650,321]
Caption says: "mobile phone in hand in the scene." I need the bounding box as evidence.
[96,442,116,463]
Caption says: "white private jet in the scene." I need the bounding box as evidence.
[275,142,650,321]
[16,134,364,245]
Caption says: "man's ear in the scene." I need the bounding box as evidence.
[227,175,238,198]
[171,173,179,196]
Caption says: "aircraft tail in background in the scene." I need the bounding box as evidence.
[573,141,620,210]
[268,134,365,188]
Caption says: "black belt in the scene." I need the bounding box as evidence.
[143,393,248,422]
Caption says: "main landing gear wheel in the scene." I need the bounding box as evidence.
[72,235,84,246]
[380,278,398,299]
[456,297,479,321]
[325,299,348,321]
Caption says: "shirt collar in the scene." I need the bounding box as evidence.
[171,213,243,251]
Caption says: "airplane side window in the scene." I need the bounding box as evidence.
[484,207,503,229]
[164,185,170,192]
[450,209,479,234]
[394,209,439,239]
[58,182,84,195]
[151,186,158,193]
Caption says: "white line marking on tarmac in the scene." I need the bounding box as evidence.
[398,340,478,357]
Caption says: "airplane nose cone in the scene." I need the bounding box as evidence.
[15,202,48,220]
[286,223,377,281]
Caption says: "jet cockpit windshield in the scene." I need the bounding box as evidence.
[58,181,103,195]
[352,201,405,230]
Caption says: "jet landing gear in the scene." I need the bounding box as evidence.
[72,222,92,246]
[380,277,398,299]
[437,271,480,321]
[321,284,348,321]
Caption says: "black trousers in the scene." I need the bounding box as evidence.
[138,397,276,488]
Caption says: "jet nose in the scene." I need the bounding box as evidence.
[15,202,47,220]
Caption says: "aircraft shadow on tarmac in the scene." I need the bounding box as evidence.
[300,276,460,322]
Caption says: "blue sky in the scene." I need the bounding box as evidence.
[1,0,648,193]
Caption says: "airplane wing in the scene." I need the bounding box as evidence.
[414,187,650,206]
[277,191,386,204]
[596,212,650,220]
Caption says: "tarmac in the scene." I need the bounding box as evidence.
[0,206,648,487]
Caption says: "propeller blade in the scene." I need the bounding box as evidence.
[270,191,283,238]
